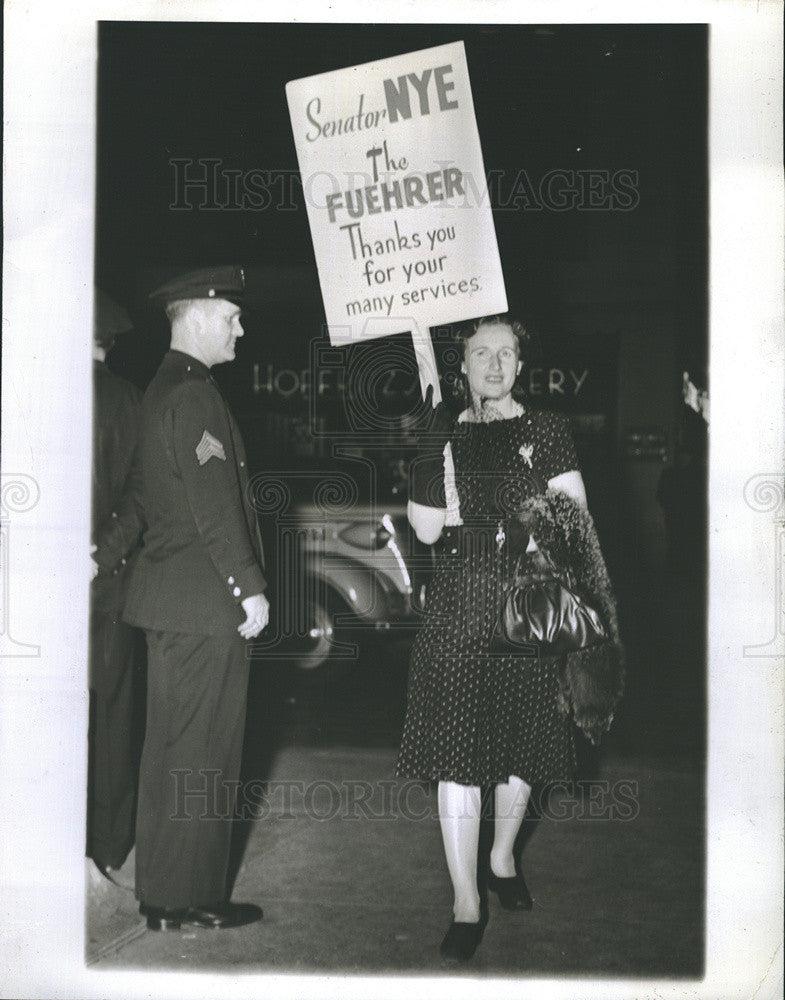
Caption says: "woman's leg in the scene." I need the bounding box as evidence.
[438,780,482,922]
[490,774,532,877]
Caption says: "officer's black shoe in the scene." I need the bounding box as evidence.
[141,905,187,931]
[182,901,263,929]
[140,900,263,930]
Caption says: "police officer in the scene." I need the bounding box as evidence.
[124,266,268,931]
[88,290,145,887]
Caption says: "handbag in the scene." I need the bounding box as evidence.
[490,546,608,656]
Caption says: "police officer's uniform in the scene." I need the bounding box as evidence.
[89,292,145,874]
[124,267,266,917]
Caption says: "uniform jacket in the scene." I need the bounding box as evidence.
[124,350,266,634]
[91,360,145,614]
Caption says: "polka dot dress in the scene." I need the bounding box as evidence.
[396,408,579,786]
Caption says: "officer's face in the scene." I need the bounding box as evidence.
[200,299,244,365]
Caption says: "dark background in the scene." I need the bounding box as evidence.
[97,21,707,383]
[97,22,706,302]
[96,21,708,760]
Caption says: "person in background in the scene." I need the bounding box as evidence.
[123,266,269,932]
[88,289,146,889]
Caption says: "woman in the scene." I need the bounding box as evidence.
[396,314,621,962]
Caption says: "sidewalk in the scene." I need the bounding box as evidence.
[88,744,703,976]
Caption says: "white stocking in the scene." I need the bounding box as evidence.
[490,774,532,878]
[437,780,482,922]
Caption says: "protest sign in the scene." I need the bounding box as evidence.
[286,41,507,391]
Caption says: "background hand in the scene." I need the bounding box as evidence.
[238,593,269,639]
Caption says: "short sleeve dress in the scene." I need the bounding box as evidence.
[395,406,580,786]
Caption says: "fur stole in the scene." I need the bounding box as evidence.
[510,488,625,746]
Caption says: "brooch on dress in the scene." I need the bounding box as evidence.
[518,443,534,468]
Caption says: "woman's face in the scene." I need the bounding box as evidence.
[462,322,522,402]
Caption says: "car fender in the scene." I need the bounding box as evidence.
[301,553,396,624]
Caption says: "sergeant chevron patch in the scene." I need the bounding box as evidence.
[196,429,227,465]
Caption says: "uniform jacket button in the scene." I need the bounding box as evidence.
[228,576,235,585]
[233,586,241,597]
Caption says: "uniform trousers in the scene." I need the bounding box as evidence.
[87,609,143,870]
[135,629,249,910]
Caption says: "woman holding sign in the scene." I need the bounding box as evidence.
[396,315,622,962]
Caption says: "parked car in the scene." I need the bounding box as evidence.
[250,455,431,675]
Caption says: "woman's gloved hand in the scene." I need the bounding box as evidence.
[409,383,454,509]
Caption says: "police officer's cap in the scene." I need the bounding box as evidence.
[94,288,133,348]
[149,266,246,307]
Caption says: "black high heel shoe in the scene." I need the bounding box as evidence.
[440,918,485,961]
[487,870,533,910]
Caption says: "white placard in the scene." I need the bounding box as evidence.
[286,41,507,348]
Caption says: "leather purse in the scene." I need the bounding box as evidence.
[490,549,607,656]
